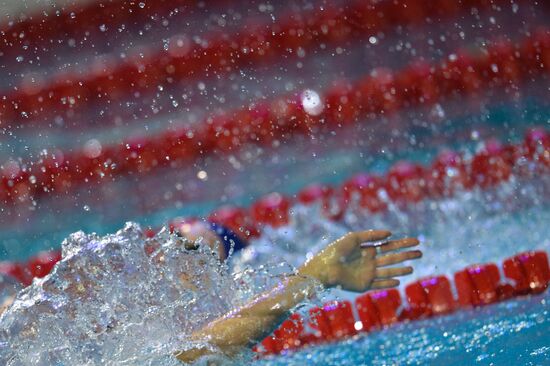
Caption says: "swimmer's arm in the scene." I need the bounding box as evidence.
[175,274,319,362]
[175,230,421,363]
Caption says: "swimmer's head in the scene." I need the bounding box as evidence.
[172,220,248,261]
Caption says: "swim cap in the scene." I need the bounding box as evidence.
[208,222,248,257]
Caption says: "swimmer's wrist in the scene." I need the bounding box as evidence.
[296,263,329,288]
[282,272,323,304]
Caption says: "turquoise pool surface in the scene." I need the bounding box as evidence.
[1,1,549,365]
[255,291,550,366]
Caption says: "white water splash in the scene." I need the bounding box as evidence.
[0,223,260,366]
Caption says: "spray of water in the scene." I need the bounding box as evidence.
[0,223,280,365]
[233,174,550,296]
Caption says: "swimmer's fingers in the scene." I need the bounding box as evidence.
[375,250,422,267]
[378,237,420,253]
[354,230,392,244]
[375,266,413,279]
[370,279,400,289]
[335,230,392,257]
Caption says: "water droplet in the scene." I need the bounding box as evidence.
[83,139,102,158]
[197,170,208,180]
[301,89,324,116]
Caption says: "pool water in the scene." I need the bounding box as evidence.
[255,291,550,366]
[228,141,550,365]
[0,0,549,365]
[2,144,547,365]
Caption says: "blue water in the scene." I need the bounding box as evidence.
[0,97,548,365]
[254,291,550,366]
[1,1,548,364]
[242,187,550,366]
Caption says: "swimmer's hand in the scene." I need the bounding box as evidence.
[298,230,421,292]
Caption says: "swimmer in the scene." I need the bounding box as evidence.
[174,229,421,363]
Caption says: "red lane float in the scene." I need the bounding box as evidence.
[252,129,547,228]
[308,306,334,341]
[355,293,380,330]
[455,263,501,306]
[401,281,431,320]
[356,288,402,327]
[297,184,334,207]
[342,174,386,213]
[401,275,455,320]
[419,276,455,315]
[1,31,549,205]
[0,250,61,286]
[208,205,260,239]
[470,140,513,188]
[0,0,522,127]
[252,193,292,228]
[27,250,62,279]
[297,184,344,221]
[386,161,427,203]
[426,150,471,197]
[323,301,357,339]
[270,314,305,353]
[503,251,550,294]
[0,261,32,286]
[256,250,550,357]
